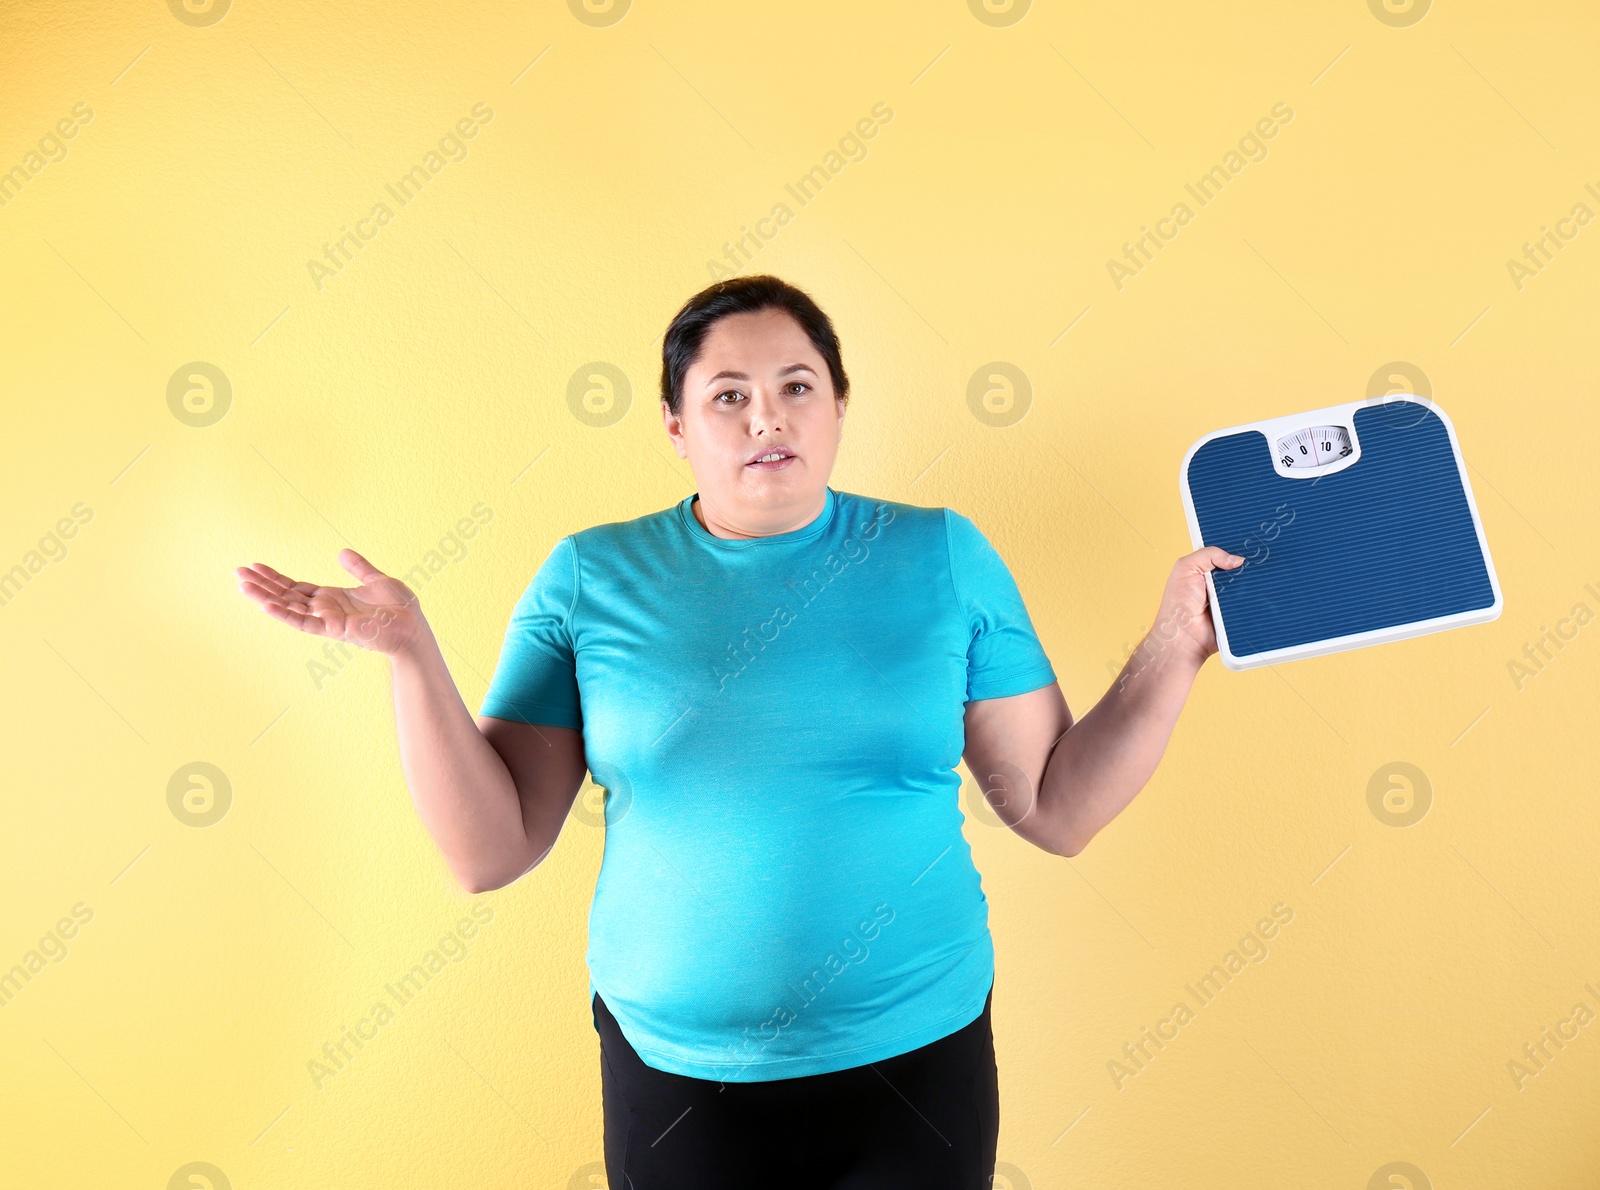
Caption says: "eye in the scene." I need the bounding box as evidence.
[714,390,745,404]
[785,382,809,395]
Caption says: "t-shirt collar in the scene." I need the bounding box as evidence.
[679,486,838,548]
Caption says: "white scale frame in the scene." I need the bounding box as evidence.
[1177,394,1504,671]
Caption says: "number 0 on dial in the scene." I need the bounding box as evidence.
[1275,425,1352,470]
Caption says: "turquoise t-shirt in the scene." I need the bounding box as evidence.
[479,486,1056,1081]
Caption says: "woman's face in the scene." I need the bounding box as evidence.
[664,307,846,537]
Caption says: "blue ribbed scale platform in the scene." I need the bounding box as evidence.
[1180,396,1502,670]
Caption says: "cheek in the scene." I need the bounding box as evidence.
[804,403,843,443]
[695,419,751,467]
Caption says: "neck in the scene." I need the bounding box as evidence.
[693,489,827,539]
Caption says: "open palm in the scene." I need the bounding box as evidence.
[234,549,424,656]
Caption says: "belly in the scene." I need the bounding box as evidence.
[584,789,988,1040]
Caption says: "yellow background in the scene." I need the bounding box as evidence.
[3,0,1597,1186]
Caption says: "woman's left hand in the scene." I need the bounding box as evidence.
[1151,546,1245,667]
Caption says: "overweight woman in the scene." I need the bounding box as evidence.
[235,275,1242,1189]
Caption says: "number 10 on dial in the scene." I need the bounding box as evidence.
[1276,425,1352,471]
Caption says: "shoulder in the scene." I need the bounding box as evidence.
[835,494,998,565]
[833,493,997,543]
[567,501,684,557]
[939,506,1021,581]
[831,489,947,538]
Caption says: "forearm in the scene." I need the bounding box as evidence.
[1037,629,1204,855]
[388,617,529,890]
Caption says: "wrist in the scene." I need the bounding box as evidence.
[1124,625,1205,689]
[387,612,437,664]
[1153,601,1214,668]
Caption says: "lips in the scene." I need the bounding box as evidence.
[746,447,795,465]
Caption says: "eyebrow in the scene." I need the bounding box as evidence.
[702,363,817,387]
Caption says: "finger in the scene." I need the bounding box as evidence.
[242,587,332,635]
[236,568,289,600]
[238,563,318,598]
[1192,546,1245,571]
[237,574,311,613]
[261,600,334,636]
[235,564,281,590]
[236,577,273,606]
[339,549,385,582]
[237,579,315,618]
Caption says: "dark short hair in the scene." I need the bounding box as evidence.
[659,275,850,417]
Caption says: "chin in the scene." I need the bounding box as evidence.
[740,465,801,482]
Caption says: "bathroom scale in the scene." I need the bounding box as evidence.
[1179,394,1502,671]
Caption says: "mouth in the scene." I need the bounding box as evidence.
[746,448,797,470]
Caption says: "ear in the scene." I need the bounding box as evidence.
[662,400,689,458]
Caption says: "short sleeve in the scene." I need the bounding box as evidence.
[478,536,583,729]
[944,509,1057,702]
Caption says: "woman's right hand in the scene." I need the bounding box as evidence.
[234,548,427,657]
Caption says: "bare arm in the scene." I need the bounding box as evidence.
[390,617,588,892]
[962,545,1243,857]
[236,549,588,893]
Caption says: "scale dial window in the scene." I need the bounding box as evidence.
[1275,425,1352,471]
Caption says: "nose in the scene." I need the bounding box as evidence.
[747,387,784,436]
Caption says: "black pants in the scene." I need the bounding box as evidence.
[594,983,999,1188]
